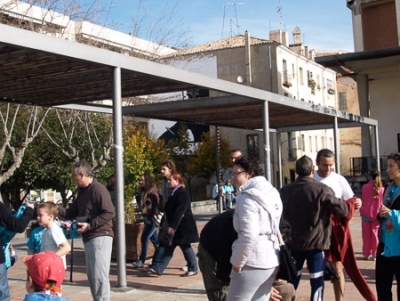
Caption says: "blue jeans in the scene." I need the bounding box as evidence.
[151,242,198,274]
[139,219,158,263]
[290,249,325,301]
[0,262,10,301]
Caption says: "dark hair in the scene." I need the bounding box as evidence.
[72,160,93,177]
[316,149,334,164]
[160,159,176,171]
[369,169,382,198]
[295,155,314,177]
[170,171,185,187]
[233,156,264,178]
[140,173,157,191]
[387,153,400,168]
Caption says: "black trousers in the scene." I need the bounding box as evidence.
[375,242,400,301]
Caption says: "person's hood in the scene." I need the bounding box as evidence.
[239,176,281,213]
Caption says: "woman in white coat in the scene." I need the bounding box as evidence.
[227,156,283,301]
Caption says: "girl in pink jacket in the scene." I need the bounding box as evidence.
[360,169,384,260]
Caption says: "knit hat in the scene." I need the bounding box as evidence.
[24,251,65,293]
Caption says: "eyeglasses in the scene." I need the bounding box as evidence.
[232,170,246,177]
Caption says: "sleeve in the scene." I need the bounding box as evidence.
[0,203,34,234]
[340,176,355,200]
[169,190,190,230]
[147,191,159,220]
[51,225,68,247]
[388,209,400,236]
[325,187,348,218]
[230,196,259,268]
[90,187,115,229]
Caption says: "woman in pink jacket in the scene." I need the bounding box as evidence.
[360,169,384,261]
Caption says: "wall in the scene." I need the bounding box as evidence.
[369,76,400,155]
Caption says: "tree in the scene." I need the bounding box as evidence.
[0,104,50,203]
[187,132,232,180]
[124,126,168,187]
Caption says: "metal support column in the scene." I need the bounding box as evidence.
[263,101,271,181]
[374,124,381,172]
[113,67,127,287]
[333,117,341,174]
[215,126,223,213]
[277,133,283,188]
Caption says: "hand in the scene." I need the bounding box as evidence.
[77,222,90,233]
[25,201,34,209]
[167,227,175,235]
[354,198,362,209]
[232,265,242,273]
[379,204,390,218]
[270,287,282,301]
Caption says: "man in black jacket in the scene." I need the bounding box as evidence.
[197,210,236,301]
[198,210,296,301]
[280,155,348,301]
[0,201,34,301]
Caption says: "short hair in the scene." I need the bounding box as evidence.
[37,202,58,218]
[140,173,157,191]
[316,149,335,164]
[296,155,314,176]
[387,153,400,169]
[72,160,93,177]
[169,171,185,187]
[160,159,176,171]
[233,156,264,177]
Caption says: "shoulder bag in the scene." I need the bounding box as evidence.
[267,208,297,282]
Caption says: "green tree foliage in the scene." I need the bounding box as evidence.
[124,126,168,186]
[188,132,232,179]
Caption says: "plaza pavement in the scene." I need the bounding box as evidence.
[7,211,395,301]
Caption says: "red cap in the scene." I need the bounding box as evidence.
[24,251,65,293]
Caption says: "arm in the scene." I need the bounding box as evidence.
[230,196,259,271]
[79,186,115,233]
[0,202,34,233]
[56,240,71,257]
[168,189,190,231]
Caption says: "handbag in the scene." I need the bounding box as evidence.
[266,208,297,282]
[158,219,174,246]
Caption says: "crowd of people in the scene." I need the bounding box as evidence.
[2,149,400,301]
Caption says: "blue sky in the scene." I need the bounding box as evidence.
[104,0,354,52]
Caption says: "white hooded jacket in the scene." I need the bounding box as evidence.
[230,176,282,269]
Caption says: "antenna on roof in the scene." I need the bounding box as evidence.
[277,0,283,31]
[222,2,245,38]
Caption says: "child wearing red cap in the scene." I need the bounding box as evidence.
[23,251,70,301]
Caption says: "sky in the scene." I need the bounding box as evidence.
[102,0,354,52]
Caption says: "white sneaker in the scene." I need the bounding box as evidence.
[133,260,144,268]
[181,265,188,271]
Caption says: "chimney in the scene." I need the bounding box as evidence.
[269,30,289,47]
[293,27,302,45]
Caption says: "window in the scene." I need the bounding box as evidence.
[315,136,318,151]
[247,134,260,160]
[309,136,312,152]
[301,134,305,151]
[321,136,325,148]
[326,79,333,91]
[299,67,304,85]
[339,92,347,110]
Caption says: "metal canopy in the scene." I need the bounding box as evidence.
[0,23,377,131]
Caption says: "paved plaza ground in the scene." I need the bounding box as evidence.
[7,211,395,301]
